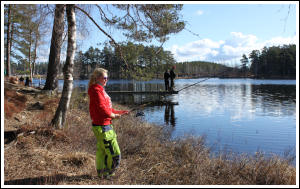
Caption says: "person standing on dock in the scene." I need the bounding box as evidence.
[164,69,170,91]
[25,76,31,87]
[19,76,24,85]
[88,68,129,178]
[170,66,176,91]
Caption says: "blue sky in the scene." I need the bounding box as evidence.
[2,1,298,67]
[73,2,297,67]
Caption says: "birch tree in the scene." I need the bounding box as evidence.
[51,4,76,129]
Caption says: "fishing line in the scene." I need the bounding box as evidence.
[177,64,244,92]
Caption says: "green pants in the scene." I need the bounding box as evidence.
[92,125,121,177]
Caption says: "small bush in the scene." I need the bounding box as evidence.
[4,89,27,118]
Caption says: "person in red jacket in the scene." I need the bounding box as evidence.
[88,68,129,178]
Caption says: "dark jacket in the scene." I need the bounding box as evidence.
[170,69,176,80]
[25,77,31,86]
[164,71,170,81]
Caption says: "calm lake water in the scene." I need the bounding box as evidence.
[33,78,297,161]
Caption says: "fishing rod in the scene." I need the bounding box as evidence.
[177,77,212,92]
[177,64,244,92]
[128,99,177,116]
[127,101,154,117]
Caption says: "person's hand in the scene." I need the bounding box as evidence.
[111,113,121,119]
[120,110,129,115]
[116,110,129,115]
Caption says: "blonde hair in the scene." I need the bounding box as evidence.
[88,68,108,88]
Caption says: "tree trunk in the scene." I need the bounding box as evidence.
[51,4,76,129]
[33,37,38,76]
[29,30,33,80]
[6,5,11,77]
[10,22,14,74]
[43,4,65,91]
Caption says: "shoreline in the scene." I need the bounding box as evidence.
[10,75,296,81]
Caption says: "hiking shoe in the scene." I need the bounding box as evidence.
[103,173,115,180]
[98,171,115,179]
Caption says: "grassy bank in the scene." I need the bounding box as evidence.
[3,81,296,185]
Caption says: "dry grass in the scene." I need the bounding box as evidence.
[4,83,297,185]
[4,88,27,118]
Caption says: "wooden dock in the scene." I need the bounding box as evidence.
[106,90,178,95]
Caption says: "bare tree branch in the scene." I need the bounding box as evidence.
[96,4,116,25]
[134,5,165,55]
[184,27,202,39]
[134,5,152,34]
[74,5,129,69]
[283,5,291,33]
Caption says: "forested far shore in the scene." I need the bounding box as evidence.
[8,43,296,80]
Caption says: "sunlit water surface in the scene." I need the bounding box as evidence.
[33,78,297,161]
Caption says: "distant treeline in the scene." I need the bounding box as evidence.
[176,44,296,79]
[73,42,176,80]
[175,61,235,78]
[11,43,296,80]
[248,44,296,79]
[71,43,239,80]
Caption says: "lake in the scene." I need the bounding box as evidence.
[32,78,297,161]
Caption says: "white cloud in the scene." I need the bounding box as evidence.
[191,38,222,49]
[196,10,204,15]
[169,32,296,66]
[225,32,258,47]
[264,36,297,47]
[217,32,262,63]
[170,39,224,62]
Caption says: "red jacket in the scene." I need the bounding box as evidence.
[88,83,118,125]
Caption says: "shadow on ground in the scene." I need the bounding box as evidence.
[4,174,95,185]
